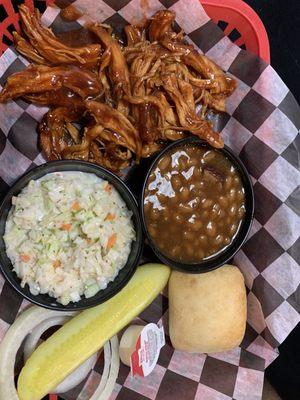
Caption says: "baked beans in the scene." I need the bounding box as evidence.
[144,144,246,263]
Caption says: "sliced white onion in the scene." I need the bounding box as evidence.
[0,306,75,400]
[90,336,120,400]
[99,336,120,400]
[24,316,98,394]
[90,340,111,400]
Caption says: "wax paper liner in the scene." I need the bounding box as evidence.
[0,1,299,399]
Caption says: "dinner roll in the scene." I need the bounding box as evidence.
[169,265,247,353]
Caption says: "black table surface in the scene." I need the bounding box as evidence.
[246,0,300,104]
[244,1,300,399]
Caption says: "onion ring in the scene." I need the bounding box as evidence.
[24,316,72,362]
[90,340,111,399]
[92,335,120,400]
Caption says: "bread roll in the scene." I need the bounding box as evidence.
[169,265,246,353]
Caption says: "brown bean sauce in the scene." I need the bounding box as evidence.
[144,144,246,263]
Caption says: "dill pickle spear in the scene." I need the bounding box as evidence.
[18,264,170,400]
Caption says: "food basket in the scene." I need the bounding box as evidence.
[0,0,300,400]
[0,0,270,62]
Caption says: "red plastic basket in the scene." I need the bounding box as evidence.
[202,0,270,63]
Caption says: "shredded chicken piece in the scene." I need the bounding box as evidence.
[124,95,166,122]
[59,124,105,163]
[185,52,236,96]
[13,31,49,65]
[163,129,187,141]
[88,24,131,96]
[89,141,131,171]
[155,92,178,125]
[148,10,236,96]
[23,88,84,108]
[177,63,217,90]
[142,142,164,157]
[125,25,145,45]
[149,10,183,42]
[39,108,133,171]
[85,100,141,155]
[162,39,236,96]
[163,74,224,148]
[202,91,226,112]
[0,65,101,103]
[17,5,101,66]
[39,107,83,160]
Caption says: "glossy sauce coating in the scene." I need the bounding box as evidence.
[144,144,246,263]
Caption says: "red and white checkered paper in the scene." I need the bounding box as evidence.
[0,1,299,399]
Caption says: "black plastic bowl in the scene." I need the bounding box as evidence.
[141,137,254,273]
[0,160,143,310]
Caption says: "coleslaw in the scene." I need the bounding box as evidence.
[4,171,135,305]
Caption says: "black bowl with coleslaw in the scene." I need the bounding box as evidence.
[0,160,143,311]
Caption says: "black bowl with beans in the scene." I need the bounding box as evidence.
[141,137,254,273]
